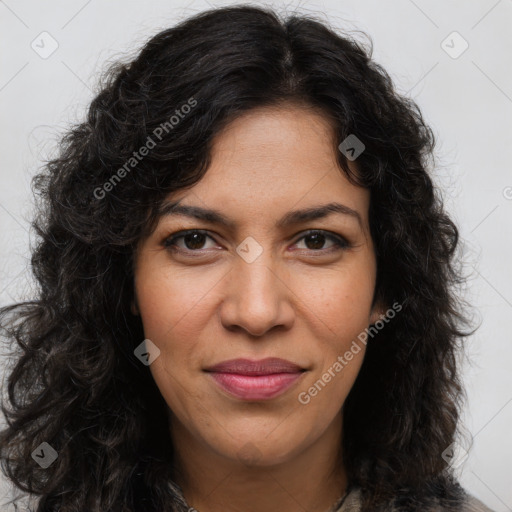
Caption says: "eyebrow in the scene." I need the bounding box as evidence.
[157,200,363,229]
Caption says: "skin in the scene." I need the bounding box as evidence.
[132,104,385,512]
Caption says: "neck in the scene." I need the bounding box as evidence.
[168,409,348,512]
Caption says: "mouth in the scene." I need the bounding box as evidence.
[204,358,307,400]
[204,357,306,375]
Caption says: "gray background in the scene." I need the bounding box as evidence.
[1,0,511,510]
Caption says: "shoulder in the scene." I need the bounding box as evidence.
[338,487,496,512]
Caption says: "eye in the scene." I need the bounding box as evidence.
[163,230,218,252]
[293,230,350,253]
[163,229,350,256]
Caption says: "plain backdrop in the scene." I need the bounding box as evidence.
[1,1,511,510]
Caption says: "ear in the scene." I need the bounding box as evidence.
[369,299,387,325]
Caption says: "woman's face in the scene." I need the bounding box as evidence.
[133,104,383,466]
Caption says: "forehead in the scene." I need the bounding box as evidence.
[209,103,338,168]
[159,104,370,230]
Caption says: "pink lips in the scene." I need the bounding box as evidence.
[204,357,306,400]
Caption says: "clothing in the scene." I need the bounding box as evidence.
[169,481,496,512]
[336,487,495,512]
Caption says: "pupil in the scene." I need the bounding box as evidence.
[185,233,205,249]
[306,233,324,250]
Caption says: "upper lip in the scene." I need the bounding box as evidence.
[204,358,305,375]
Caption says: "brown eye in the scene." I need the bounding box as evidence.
[181,232,207,250]
[295,230,349,252]
[303,232,326,250]
[163,229,349,256]
[164,230,217,252]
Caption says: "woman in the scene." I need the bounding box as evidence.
[0,5,495,512]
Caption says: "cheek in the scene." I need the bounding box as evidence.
[136,268,212,412]
[289,259,375,399]
[294,258,376,336]
[134,265,227,410]
[136,249,376,355]
[135,263,225,340]
[292,269,373,417]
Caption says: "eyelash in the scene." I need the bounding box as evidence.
[162,229,350,256]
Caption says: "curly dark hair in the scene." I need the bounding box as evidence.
[0,4,475,512]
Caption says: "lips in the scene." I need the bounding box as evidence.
[204,357,305,375]
[204,358,306,400]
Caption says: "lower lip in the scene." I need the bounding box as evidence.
[207,371,305,400]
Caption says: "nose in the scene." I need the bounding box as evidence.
[219,252,295,337]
